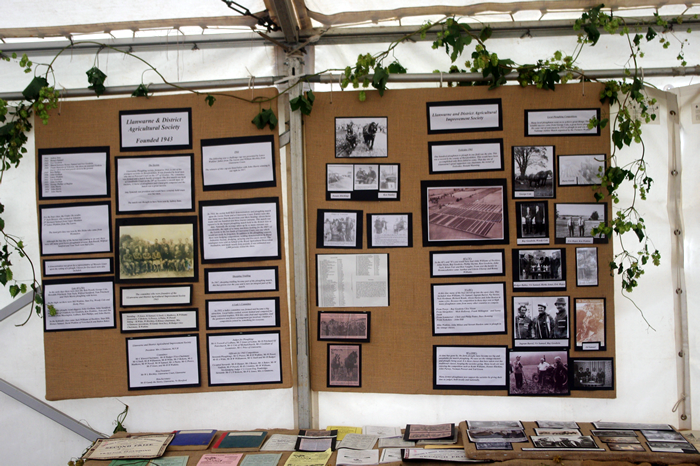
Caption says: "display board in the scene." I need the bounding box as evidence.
[305,84,615,397]
[35,90,293,400]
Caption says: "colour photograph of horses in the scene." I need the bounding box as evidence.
[508,350,569,396]
[335,117,388,158]
[512,145,555,198]
[328,344,361,387]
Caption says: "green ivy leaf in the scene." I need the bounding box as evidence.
[205,95,216,106]
[131,84,150,98]
[86,66,107,97]
[9,284,19,298]
[22,76,49,101]
[372,66,390,96]
[646,27,657,41]
[387,61,407,74]
[252,108,278,130]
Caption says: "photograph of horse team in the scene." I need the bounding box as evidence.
[555,203,608,243]
[512,145,555,198]
[335,117,388,158]
[509,350,569,396]
[318,311,370,342]
[328,344,361,387]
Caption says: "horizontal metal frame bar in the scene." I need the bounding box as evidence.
[0,288,40,323]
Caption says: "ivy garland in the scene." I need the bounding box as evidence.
[0,5,693,323]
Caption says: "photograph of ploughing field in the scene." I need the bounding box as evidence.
[427,186,504,242]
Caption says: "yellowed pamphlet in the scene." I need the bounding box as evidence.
[283,450,332,466]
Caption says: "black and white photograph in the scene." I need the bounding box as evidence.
[327,164,354,191]
[647,441,698,453]
[335,117,387,158]
[367,213,411,248]
[595,436,640,444]
[354,164,379,191]
[467,421,523,430]
[593,422,673,431]
[512,248,566,291]
[475,442,512,450]
[379,164,398,191]
[641,430,688,443]
[318,312,370,342]
[512,145,555,198]
[575,298,606,351]
[536,421,579,430]
[591,430,639,438]
[515,201,549,245]
[116,216,197,283]
[512,296,569,348]
[571,358,614,390]
[328,344,361,388]
[422,179,507,247]
[555,203,608,244]
[508,350,569,396]
[317,210,362,249]
[576,247,599,286]
[467,428,528,443]
[558,154,605,186]
[530,435,599,449]
[534,429,581,437]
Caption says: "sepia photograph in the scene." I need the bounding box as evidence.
[317,210,362,249]
[576,247,599,286]
[515,201,549,243]
[512,145,555,198]
[530,435,599,449]
[318,312,370,342]
[379,164,399,191]
[354,164,379,190]
[555,203,608,244]
[512,249,566,291]
[596,437,640,444]
[512,296,569,348]
[422,180,507,246]
[116,217,197,283]
[558,154,606,186]
[571,358,614,390]
[367,213,411,248]
[335,117,388,158]
[607,443,646,452]
[327,164,354,191]
[508,350,569,396]
[575,298,606,350]
[328,344,361,387]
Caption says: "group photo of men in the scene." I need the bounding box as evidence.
[118,223,196,280]
[513,296,570,345]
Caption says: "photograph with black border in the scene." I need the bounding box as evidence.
[512,145,555,199]
[120,308,199,334]
[512,296,569,349]
[511,248,566,291]
[428,138,504,174]
[207,330,283,386]
[199,197,281,263]
[126,334,200,390]
[43,257,113,277]
[317,209,362,249]
[206,297,280,330]
[335,117,387,158]
[115,153,195,214]
[119,107,193,152]
[571,358,614,390]
[433,345,507,390]
[525,108,601,137]
[515,201,549,245]
[318,311,370,342]
[421,179,508,247]
[367,213,411,248]
[327,343,361,388]
[120,284,193,308]
[576,247,599,287]
[43,277,115,332]
[201,135,276,191]
[116,216,198,283]
[38,146,110,200]
[430,249,505,278]
[508,349,570,396]
[204,266,279,294]
[558,154,606,186]
[426,99,503,134]
[574,297,606,351]
[39,201,113,256]
[554,203,608,244]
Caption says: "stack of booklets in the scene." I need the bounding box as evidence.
[465,420,528,451]
[295,429,337,452]
[212,431,268,452]
[403,423,456,446]
[168,429,217,450]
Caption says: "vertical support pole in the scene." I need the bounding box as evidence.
[286,55,312,429]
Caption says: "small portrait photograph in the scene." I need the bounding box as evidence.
[354,164,379,190]
[422,179,507,246]
[515,201,549,243]
[508,350,570,396]
[571,358,614,390]
[576,247,599,286]
[318,311,370,342]
[317,210,362,249]
[575,298,606,350]
[335,117,388,158]
[367,213,412,248]
[530,435,598,449]
[512,145,555,198]
[327,164,354,191]
[116,217,197,283]
[555,203,608,244]
[512,296,569,348]
[512,249,566,291]
[558,154,606,186]
[379,164,399,191]
[328,344,361,387]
